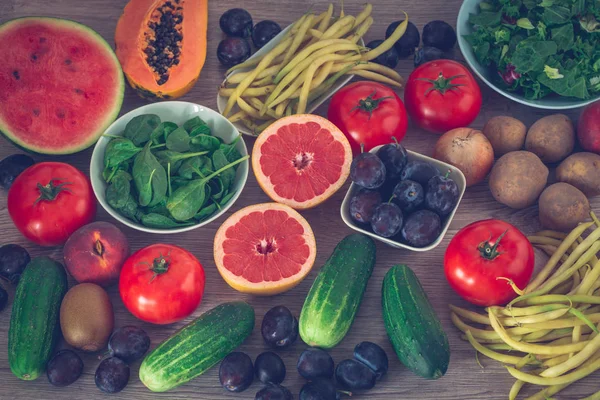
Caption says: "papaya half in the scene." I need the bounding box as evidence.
[115,0,207,100]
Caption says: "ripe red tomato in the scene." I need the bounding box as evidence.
[444,219,534,306]
[8,162,96,247]
[405,60,482,134]
[119,244,205,324]
[327,81,408,154]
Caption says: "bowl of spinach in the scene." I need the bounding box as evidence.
[90,101,249,233]
[457,0,600,109]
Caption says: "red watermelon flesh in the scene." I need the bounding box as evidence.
[0,17,124,154]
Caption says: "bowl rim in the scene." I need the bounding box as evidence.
[340,146,466,252]
[90,100,249,234]
[456,0,600,110]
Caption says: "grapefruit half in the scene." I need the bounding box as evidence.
[214,203,317,295]
[252,114,352,209]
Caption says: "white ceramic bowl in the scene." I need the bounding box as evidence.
[340,146,466,252]
[90,101,249,234]
[217,24,361,136]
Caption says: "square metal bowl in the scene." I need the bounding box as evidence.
[340,146,466,251]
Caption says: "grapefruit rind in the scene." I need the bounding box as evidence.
[214,203,317,296]
[252,114,352,210]
[0,17,124,155]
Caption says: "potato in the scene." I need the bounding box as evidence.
[539,183,590,232]
[488,151,549,209]
[482,116,527,156]
[556,152,600,196]
[525,114,575,163]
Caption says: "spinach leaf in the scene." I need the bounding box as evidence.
[572,0,586,16]
[178,156,213,179]
[150,121,178,144]
[209,177,225,200]
[219,190,236,207]
[141,213,195,229]
[144,199,170,217]
[154,150,209,165]
[166,127,191,152]
[538,69,590,99]
[468,11,502,26]
[104,138,141,169]
[523,0,539,9]
[551,24,574,51]
[512,40,558,73]
[183,116,206,133]
[124,114,161,146]
[170,177,193,192]
[167,155,248,221]
[194,203,218,221]
[118,194,142,222]
[212,149,236,190]
[106,170,132,209]
[190,134,220,152]
[219,135,243,163]
[132,142,168,207]
[542,5,571,25]
[190,123,211,137]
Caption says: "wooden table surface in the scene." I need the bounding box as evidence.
[0,0,596,399]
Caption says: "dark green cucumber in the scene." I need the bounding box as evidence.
[139,301,254,392]
[8,257,68,380]
[382,264,450,379]
[299,233,376,348]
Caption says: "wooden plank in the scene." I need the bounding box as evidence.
[0,0,595,399]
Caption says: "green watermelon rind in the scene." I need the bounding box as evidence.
[0,17,125,155]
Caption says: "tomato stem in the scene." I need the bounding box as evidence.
[34,179,72,205]
[350,90,393,120]
[478,229,509,260]
[416,73,466,95]
[150,254,170,282]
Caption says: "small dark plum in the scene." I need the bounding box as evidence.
[261,305,298,348]
[252,20,282,49]
[401,210,442,248]
[220,8,253,37]
[46,350,84,387]
[414,47,452,67]
[392,180,424,213]
[425,175,459,216]
[255,352,286,384]
[422,20,457,51]
[217,37,252,68]
[376,141,408,181]
[220,352,254,393]
[95,357,130,394]
[386,21,420,57]
[335,359,376,391]
[300,378,340,400]
[349,189,382,224]
[0,154,35,190]
[400,160,440,185]
[366,40,399,69]
[0,244,30,285]
[297,347,334,380]
[371,203,403,238]
[255,383,293,400]
[353,342,388,379]
[350,152,386,189]
[0,284,8,313]
[108,326,150,363]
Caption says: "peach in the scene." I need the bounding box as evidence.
[63,221,129,287]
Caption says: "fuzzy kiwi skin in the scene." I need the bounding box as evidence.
[539,183,590,232]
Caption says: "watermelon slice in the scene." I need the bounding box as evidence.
[0,17,124,155]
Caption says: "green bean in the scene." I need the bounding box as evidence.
[522,295,600,306]
[520,314,600,330]
[450,304,490,324]
[528,236,564,247]
[541,326,600,377]
[465,331,533,365]
[509,380,525,400]
[489,309,590,354]
[542,354,570,368]
[451,312,532,340]
[524,383,572,400]
[534,230,568,240]
[525,222,594,293]
[506,353,600,385]
[578,259,600,295]
[500,308,570,326]
[495,304,568,317]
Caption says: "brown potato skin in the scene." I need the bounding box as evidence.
[556,152,600,196]
[488,151,549,209]
[483,116,527,156]
[539,183,590,232]
[525,114,575,163]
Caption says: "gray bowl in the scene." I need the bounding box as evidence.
[457,0,600,109]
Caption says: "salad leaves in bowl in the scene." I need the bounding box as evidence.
[457,0,600,109]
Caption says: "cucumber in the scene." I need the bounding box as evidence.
[382,264,450,379]
[299,233,376,348]
[8,257,68,380]
[139,301,254,392]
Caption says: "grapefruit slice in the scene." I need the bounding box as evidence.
[214,203,317,295]
[252,114,352,209]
